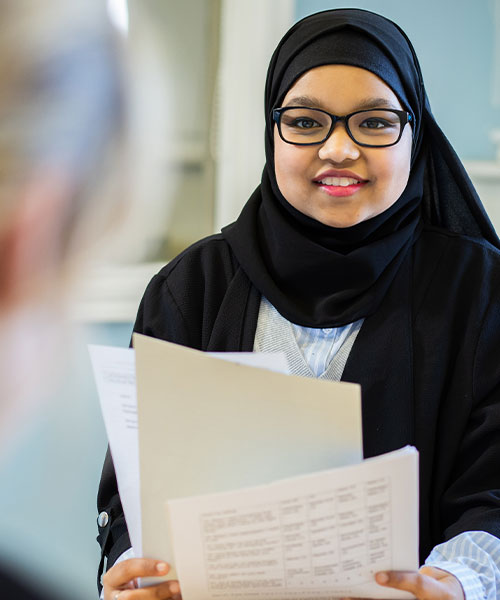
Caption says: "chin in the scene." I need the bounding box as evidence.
[314,211,366,228]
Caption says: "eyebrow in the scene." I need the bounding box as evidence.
[283,95,400,111]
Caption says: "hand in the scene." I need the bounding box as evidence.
[102,558,182,600]
[341,565,464,599]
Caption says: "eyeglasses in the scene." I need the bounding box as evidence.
[272,106,413,148]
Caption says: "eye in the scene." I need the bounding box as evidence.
[278,108,330,140]
[285,117,322,129]
[360,118,393,130]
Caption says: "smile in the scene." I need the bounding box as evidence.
[314,178,367,197]
[317,176,360,186]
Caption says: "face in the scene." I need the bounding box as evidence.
[274,65,412,228]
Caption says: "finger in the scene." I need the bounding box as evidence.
[375,570,439,596]
[113,580,181,599]
[377,567,464,599]
[103,558,170,589]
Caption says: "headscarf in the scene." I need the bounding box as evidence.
[222,8,499,327]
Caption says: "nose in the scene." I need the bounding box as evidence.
[317,122,360,163]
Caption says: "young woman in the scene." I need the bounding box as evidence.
[99,9,500,600]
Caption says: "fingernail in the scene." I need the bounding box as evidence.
[156,562,169,573]
[169,582,180,594]
[376,571,389,584]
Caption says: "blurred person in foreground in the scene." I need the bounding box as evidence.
[0,1,127,597]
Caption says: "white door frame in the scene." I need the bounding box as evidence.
[214,0,294,231]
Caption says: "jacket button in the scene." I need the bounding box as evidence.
[97,511,109,528]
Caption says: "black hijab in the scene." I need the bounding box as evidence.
[222,8,499,328]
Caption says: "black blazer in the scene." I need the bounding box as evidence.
[0,564,56,600]
[97,225,500,589]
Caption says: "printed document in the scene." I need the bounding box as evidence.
[91,337,416,599]
[89,345,141,552]
[167,446,418,600]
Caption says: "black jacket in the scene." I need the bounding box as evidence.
[97,226,500,587]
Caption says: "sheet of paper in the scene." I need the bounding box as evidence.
[209,352,289,374]
[88,345,142,553]
[134,333,363,575]
[167,446,418,600]
[89,344,292,557]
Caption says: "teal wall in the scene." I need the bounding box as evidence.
[295,0,500,160]
[0,323,132,600]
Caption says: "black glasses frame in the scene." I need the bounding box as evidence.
[272,106,413,148]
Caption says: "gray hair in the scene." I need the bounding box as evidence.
[0,0,126,251]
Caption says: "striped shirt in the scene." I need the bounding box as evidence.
[290,318,363,377]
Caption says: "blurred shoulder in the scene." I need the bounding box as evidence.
[0,564,56,600]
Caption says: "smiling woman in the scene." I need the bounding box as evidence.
[97,8,500,600]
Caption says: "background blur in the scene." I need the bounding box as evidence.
[0,1,499,599]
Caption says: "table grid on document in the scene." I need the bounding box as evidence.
[199,476,392,597]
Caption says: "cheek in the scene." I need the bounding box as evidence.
[274,139,296,177]
[274,137,313,191]
[396,130,412,186]
[377,137,412,197]
[274,140,299,198]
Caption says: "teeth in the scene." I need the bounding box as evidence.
[318,177,360,186]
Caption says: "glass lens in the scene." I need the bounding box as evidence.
[279,108,331,143]
[348,110,401,145]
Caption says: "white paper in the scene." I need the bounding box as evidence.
[208,352,289,374]
[134,334,363,578]
[167,447,418,600]
[89,344,292,557]
[89,344,142,553]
